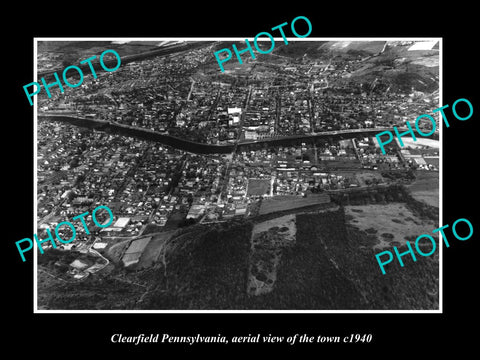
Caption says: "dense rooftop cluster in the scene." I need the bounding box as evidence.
[38,41,438,144]
[36,41,439,275]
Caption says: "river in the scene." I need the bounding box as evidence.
[38,113,407,155]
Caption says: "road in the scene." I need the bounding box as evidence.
[186,78,195,101]
[87,241,110,273]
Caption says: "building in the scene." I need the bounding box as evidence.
[113,217,131,228]
[186,204,205,219]
[245,130,258,140]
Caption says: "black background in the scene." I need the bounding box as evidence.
[5,4,478,355]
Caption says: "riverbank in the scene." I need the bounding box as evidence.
[39,113,398,155]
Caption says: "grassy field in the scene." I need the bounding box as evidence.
[124,236,151,254]
[247,179,271,196]
[345,203,438,250]
[259,194,331,215]
[106,231,177,269]
[136,230,177,269]
[106,239,133,263]
[406,171,439,207]
[248,214,297,296]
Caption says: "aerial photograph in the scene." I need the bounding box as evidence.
[34,39,440,311]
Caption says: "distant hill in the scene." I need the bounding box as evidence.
[269,40,439,94]
[274,40,386,59]
[38,40,438,94]
[37,41,182,72]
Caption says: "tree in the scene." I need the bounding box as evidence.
[66,190,76,201]
[179,218,196,227]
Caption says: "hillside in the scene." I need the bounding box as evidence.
[144,191,438,309]
[140,221,252,309]
[38,188,438,310]
[246,208,438,310]
[273,40,439,94]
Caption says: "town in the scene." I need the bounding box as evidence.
[34,39,440,283]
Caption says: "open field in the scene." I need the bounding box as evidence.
[106,231,177,269]
[345,203,438,250]
[125,236,152,254]
[248,214,296,296]
[247,178,271,196]
[105,239,131,262]
[136,230,177,269]
[406,171,439,207]
[252,215,297,239]
[122,236,152,267]
[259,194,330,215]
